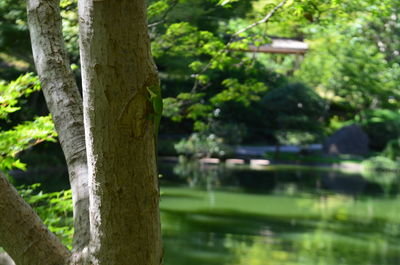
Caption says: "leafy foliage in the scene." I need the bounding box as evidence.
[1,0,399,156]
[18,184,73,248]
[211,78,268,107]
[297,30,400,114]
[362,156,400,172]
[0,73,40,119]
[355,109,400,151]
[175,132,232,158]
[263,83,326,143]
[0,74,57,171]
[0,116,57,170]
[296,0,400,115]
[0,74,69,246]
[382,139,400,161]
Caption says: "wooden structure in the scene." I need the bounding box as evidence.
[243,38,308,55]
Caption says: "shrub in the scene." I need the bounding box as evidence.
[362,156,399,172]
[382,139,400,161]
[357,109,400,151]
[174,133,232,158]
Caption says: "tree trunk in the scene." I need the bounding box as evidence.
[3,0,163,264]
[26,0,90,261]
[0,173,70,265]
[78,0,163,264]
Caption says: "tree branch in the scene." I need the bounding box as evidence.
[0,172,70,265]
[232,0,288,37]
[26,0,89,260]
[148,0,179,28]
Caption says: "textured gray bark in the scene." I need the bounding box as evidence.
[78,0,163,264]
[26,0,90,261]
[1,0,162,264]
[0,252,15,265]
[0,173,70,265]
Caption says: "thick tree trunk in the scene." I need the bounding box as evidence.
[0,173,70,265]
[78,0,163,264]
[26,0,90,261]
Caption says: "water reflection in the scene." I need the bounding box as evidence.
[159,159,400,265]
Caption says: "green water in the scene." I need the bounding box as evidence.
[159,161,400,265]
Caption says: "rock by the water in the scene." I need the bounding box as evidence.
[323,125,369,156]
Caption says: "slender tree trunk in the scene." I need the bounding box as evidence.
[0,173,70,265]
[26,0,90,262]
[78,0,163,264]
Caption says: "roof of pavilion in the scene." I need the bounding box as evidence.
[242,38,309,55]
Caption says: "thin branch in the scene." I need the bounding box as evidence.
[232,0,288,37]
[26,0,90,260]
[148,0,179,28]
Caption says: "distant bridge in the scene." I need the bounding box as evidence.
[241,38,309,55]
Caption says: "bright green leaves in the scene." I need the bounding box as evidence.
[153,21,243,74]
[150,0,283,136]
[162,97,183,122]
[211,78,268,107]
[153,8,274,133]
[169,76,267,118]
[163,92,208,122]
[150,0,333,147]
[0,116,57,170]
[187,103,213,121]
[148,0,170,19]
[296,7,400,113]
[163,77,268,136]
[0,73,40,119]
[153,22,224,59]
[0,74,57,171]
[19,184,73,248]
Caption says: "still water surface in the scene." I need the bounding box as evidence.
[159,161,400,265]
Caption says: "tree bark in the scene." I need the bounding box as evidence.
[78,0,163,264]
[0,252,15,265]
[26,0,90,260]
[0,173,70,265]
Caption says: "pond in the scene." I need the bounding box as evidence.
[158,159,400,265]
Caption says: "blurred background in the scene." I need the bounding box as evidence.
[1,0,400,264]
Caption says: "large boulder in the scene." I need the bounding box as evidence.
[323,125,369,156]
